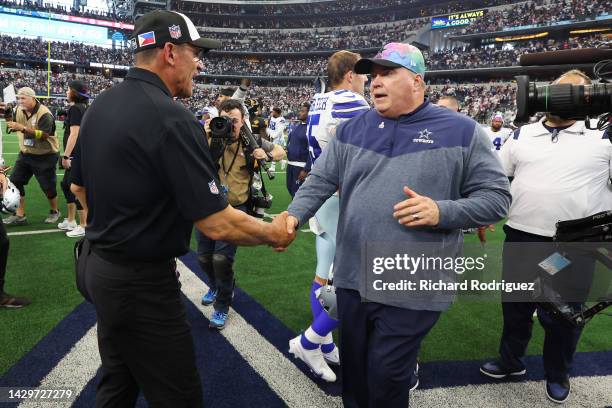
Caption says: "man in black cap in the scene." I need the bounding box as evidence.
[58,80,88,238]
[71,10,294,408]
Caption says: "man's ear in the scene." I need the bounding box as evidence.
[346,70,354,84]
[163,43,177,67]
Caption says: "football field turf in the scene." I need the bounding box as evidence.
[1,119,611,382]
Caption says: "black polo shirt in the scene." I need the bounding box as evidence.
[63,103,86,150]
[72,67,228,262]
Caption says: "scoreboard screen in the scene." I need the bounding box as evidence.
[0,12,109,44]
[431,9,487,30]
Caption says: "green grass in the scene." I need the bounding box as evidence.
[1,119,611,376]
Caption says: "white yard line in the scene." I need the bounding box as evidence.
[7,229,65,237]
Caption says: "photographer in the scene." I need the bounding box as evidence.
[4,87,60,226]
[480,70,612,404]
[198,99,284,330]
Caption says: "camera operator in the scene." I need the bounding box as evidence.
[197,99,284,330]
[480,70,612,404]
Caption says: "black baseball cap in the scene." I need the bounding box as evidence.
[132,10,221,54]
[68,80,90,99]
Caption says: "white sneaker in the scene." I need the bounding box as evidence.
[57,218,77,231]
[322,345,340,366]
[66,225,85,237]
[289,335,336,382]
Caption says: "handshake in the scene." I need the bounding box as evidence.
[267,212,300,252]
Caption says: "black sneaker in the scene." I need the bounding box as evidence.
[546,380,570,404]
[0,292,31,308]
[480,360,526,379]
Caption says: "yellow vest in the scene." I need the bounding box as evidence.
[218,140,250,206]
[15,104,59,155]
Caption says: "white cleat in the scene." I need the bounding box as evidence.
[289,336,336,382]
[323,345,340,366]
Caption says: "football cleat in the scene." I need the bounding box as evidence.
[289,335,336,382]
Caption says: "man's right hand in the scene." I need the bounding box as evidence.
[297,170,308,183]
[270,211,296,251]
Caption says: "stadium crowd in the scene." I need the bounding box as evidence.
[426,34,607,70]
[173,0,524,28]
[1,32,605,77]
[451,0,611,35]
[0,35,132,66]
[210,19,427,52]
[428,83,516,122]
[0,66,518,124]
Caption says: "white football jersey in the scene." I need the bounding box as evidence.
[307,89,369,163]
[267,115,287,142]
[483,125,513,153]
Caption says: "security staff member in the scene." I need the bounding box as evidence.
[70,10,294,408]
[4,87,60,226]
[286,102,310,198]
[198,99,285,330]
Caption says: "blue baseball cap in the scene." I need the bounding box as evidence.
[355,42,426,78]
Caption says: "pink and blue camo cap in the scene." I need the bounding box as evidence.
[354,42,426,78]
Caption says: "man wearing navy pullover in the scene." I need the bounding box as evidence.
[286,43,512,407]
[286,102,310,198]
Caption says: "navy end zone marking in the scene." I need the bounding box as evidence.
[180,251,342,396]
[73,298,286,408]
[0,301,97,389]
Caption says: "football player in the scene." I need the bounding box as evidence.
[484,112,513,154]
[267,107,287,171]
[288,50,369,382]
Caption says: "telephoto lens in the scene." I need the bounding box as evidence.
[516,75,612,122]
[209,116,233,140]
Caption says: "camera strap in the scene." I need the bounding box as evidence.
[221,139,241,179]
[259,166,269,198]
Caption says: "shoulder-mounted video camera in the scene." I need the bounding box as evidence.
[515,46,612,133]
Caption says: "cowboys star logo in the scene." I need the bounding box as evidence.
[418,129,432,140]
[413,129,434,144]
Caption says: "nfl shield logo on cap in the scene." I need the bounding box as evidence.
[169,24,181,40]
[208,180,219,195]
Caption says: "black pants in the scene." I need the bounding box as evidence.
[0,222,8,293]
[60,167,83,209]
[10,152,58,198]
[337,288,440,408]
[77,243,203,408]
[499,225,593,383]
